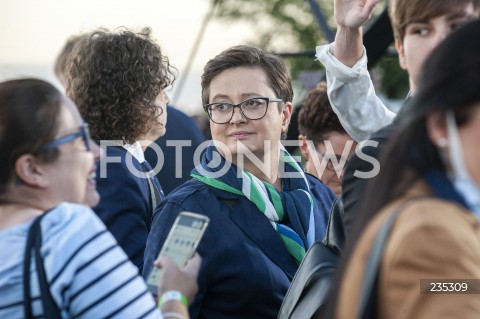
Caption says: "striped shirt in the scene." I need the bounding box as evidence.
[0,202,162,319]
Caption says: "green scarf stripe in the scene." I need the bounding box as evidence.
[280,150,302,172]
[193,146,313,266]
[244,172,267,213]
[191,173,244,196]
[264,183,284,219]
[280,235,306,265]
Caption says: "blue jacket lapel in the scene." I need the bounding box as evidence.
[227,197,298,280]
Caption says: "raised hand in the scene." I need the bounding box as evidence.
[334,0,382,29]
[331,0,381,66]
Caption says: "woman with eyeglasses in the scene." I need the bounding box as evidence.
[143,45,336,319]
[64,27,172,273]
[298,82,356,196]
[0,79,200,318]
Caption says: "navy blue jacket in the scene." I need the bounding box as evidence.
[145,106,205,195]
[93,146,163,273]
[143,174,335,319]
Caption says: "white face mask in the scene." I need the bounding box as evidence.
[445,110,480,217]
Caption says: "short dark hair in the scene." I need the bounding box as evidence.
[297,82,346,142]
[201,45,293,107]
[65,27,176,143]
[0,79,62,197]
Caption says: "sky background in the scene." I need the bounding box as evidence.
[0,0,255,115]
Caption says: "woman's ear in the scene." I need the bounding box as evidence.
[426,111,448,148]
[15,154,49,188]
[298,134,310,161]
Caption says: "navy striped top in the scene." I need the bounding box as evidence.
[0,202,162,319]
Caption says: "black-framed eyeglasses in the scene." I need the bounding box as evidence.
[39,123,91,152]
[312,143,349,172]
[204,97,284,124]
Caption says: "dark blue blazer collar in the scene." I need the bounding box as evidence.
[228,202,298,280]
[424,169,469,210]
[202,180,298,279]
[198,176,314,279]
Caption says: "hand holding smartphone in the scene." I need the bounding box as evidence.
[147,211,209,297]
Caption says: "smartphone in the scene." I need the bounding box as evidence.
[146,211,209,297]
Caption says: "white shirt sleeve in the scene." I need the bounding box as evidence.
[315,43,397,141]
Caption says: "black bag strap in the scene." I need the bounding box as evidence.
[23,209,62,319]
[23,216,37,319]
[140,162,161,229]
[322,194,345,256]
[356,197,425,319]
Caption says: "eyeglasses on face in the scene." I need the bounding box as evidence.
[312,143,349,173]
[39,123,91,152]
[204,97,284,124]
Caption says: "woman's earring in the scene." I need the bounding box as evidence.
[437,138,448,148]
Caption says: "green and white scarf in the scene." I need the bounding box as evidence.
[191,144,315,264]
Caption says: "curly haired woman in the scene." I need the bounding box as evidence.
[65,27,175,273]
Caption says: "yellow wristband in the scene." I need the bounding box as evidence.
[158,290,188,308]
